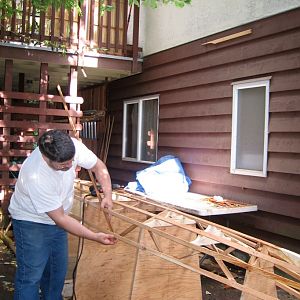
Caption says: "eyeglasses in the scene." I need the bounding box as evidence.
[49,158,74,171]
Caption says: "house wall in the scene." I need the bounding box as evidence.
[138,0,300,56]
[106,8,300,252]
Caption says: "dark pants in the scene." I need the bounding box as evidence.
[12,219,68,300]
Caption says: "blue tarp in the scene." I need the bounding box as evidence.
[125,155,191,197]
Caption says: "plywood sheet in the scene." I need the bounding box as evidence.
[75,203,147,300]
[131,224,202,300]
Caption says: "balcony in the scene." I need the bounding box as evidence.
[0,0,141,92]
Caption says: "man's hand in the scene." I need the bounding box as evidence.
[94,232,117,245]
[101,196,113,210]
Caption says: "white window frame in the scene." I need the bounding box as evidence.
[230,77,271,177]
[122,95,159,163]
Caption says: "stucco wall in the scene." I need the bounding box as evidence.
[138,0,300,56]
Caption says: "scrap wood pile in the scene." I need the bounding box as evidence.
[73,179,300,300]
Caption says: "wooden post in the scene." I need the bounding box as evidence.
[2,60,13,181]
[122,0,128,56]
[132,1,140,73]
[69,66,79,135]
[39,63,48,136]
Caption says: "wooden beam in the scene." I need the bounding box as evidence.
[202,29,252,45]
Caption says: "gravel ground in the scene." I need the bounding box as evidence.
[0,239,15,300]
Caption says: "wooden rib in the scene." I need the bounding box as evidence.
[84,199,300,291]
[148,231,162,252]
[224,246,236,255]
[215,258,236,281]
[100,225,278,300]
[274,264,300,282]
[120,224,137,237]
[114,190,276,248]
[74,184,300,296]
[113,199,300,274]
[276,281,300,299]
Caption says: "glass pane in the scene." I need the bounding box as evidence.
[124,103,138,158]
[140,99,158,162]
[236,86,266,171]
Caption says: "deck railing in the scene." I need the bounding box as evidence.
[0,0,136,57]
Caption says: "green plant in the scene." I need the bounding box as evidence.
[129,0,192,8]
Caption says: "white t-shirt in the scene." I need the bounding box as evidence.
[9,138,97,225]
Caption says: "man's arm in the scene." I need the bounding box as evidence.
[90,158,113,210]
[47,206,116,245]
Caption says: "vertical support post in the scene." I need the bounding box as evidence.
[2,60,13,182]
[132,2,139,73]
[69,66,79,137]
[39,63,48,136]
[122,0,128,56]
[78,0,87,65]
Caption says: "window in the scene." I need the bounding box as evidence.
[231,77,271,177]
[122,95,159,163]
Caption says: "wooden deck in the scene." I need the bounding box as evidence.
[0,0,136,57]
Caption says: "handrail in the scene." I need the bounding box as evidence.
[0,0,135,58]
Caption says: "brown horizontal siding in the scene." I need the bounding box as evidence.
[185,165,300,196]
[158,148,300,175]
[112,50,300,99]
[159,92,299,119]
[268,152,300,174]
[142,8,300,69]
[158,132,300,153]
[268,133,300,153]
[269,112,300,132]
[159,98,232,119]
[159,148,230,168]
[124,30,300,87]
[270,90,300,112]
[106,8,300,247]
[159,115,232,133]
[158,133,231,149]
